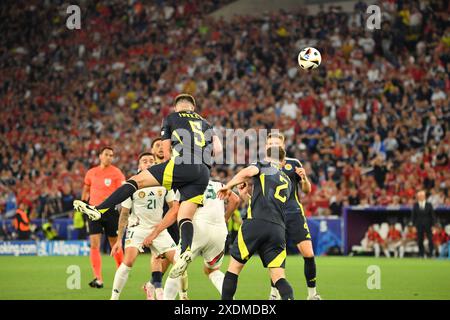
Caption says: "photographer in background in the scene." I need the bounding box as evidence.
[13,203,31,240]
[42,218,62,241]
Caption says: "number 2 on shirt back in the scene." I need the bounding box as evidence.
[274,175,289,203]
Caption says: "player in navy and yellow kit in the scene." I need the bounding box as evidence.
[266,132,321,300]
[74,94,223,278]
[218,146,295,300]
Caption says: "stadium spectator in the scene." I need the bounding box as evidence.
[411,190,435,257]
[432,224,449,257]
[364,225,390,258]
[438,225,450,259]
[402,224,418,256]
[386,224,403,258]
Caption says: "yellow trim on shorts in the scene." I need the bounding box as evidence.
[162,159,175,190]
[259,173,265,196]
[299,203,311,237]
[267,249,287,268]
[186,194,204,205]
[237,227,249,261]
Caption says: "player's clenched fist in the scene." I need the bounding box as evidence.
[295,167,307,180]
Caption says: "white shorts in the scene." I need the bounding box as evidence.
[188,220,228,269]
[125,226,177,256]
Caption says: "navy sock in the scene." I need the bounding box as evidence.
[275,278,294,300]
[151,271,163,288]
[304,256,317,288]
[222,271,238,300]
[179,218,193,254]
[96,180,138,210]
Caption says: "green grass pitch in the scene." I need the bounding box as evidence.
[1,255,449,300]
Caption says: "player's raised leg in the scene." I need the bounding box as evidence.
[74,169,161,220]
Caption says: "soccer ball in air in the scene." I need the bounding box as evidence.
[298,47,322,70]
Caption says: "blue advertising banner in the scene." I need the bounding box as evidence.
[308,217,342,256]
[0,241,38,256]
[0,241,90,256]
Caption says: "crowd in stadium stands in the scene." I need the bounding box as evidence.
[0,0,449,220]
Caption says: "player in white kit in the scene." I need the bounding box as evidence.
[110,153,179,300]
[143,180,241,299]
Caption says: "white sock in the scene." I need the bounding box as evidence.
[399,246,405,258]
[374,244,380,257]
[307,287,317,297]
[164,276,180,300]
[208,270,225,294]
[179,271,189,295]
[111,263,131,300]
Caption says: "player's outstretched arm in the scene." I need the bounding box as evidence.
[225,191,240,223]
[218,165,259,200]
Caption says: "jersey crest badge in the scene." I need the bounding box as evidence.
[158,190,163,197]
[285,164,292,171]
[104,178,112,186]
[138,191,146,198]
